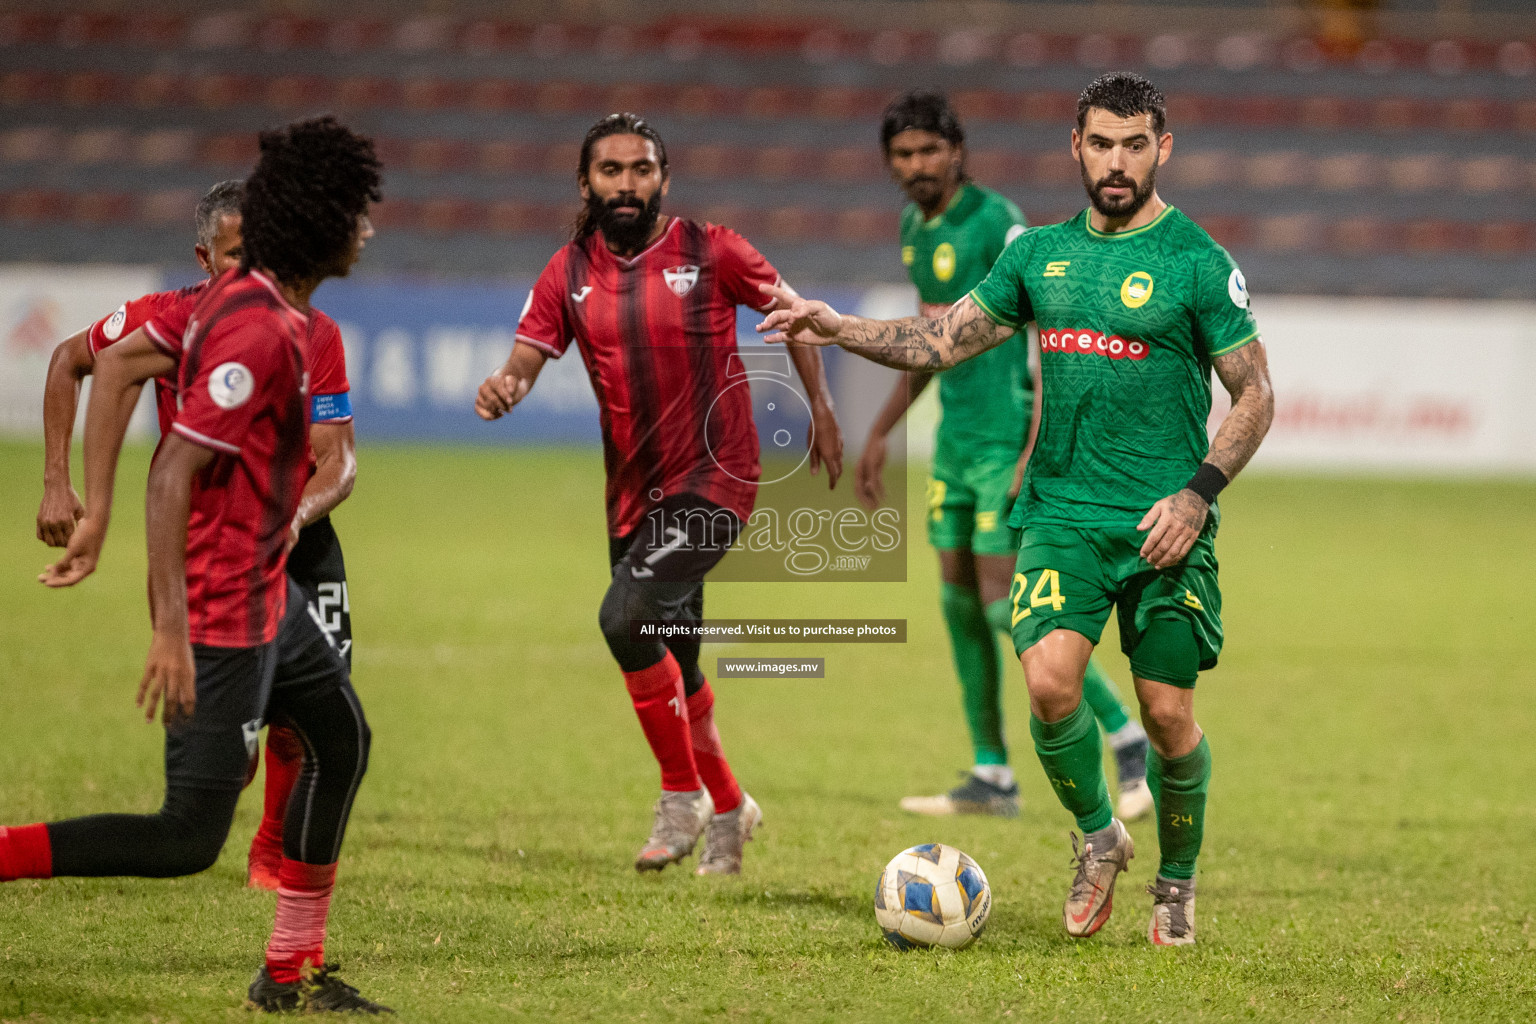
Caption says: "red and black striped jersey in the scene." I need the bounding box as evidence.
[171,270,311,648]
[89,282,351,437]
[515,218,779,537]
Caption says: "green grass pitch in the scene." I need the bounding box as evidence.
[1,440,1533,1022]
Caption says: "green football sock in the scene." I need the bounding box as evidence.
[940,583,1006,766]
[1081,658,1131,734]
[1029,699,1113,833]
[1147,735,1211,880]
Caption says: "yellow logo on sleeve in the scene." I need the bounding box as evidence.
[933,243,956,282]
[901,245,915,267]
[1120,271,1154,308]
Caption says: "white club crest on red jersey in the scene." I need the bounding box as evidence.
[663,265,699,297]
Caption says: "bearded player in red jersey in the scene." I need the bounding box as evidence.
[36,180,359,893]
[2,118,390,1014]
[476,113,844,876]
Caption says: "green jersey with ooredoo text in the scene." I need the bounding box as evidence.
[968,205,1260,529]
[900,182,1031,449]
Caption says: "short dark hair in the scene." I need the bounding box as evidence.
[880,90,965,154]
[1077,72,1167,137]
[574,112,669,241]
[240,116,381,285]
[194,179,243,250]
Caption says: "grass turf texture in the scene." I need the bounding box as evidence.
[1,440,1533,1023]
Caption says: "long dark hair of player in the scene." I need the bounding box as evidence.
[573,112,670,242]
[240,116,382,286]
[879,90,968,181]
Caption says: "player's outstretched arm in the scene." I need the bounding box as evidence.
[39,330,174,588]
[475,341,548,421]
[139,432,211,724]
[1137,340,1274,570]
[756,285,1013,371]
[37,328,94,546]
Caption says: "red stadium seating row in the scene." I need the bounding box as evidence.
[2,11,1533,76]
[5,126,1533,197]
[3,188,1531,256]
[6,69,1536,136]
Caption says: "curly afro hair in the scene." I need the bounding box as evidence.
[240,116,382,285]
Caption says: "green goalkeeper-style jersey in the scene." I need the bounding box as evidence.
[900,182,1031,448]
[968,205,1260,529]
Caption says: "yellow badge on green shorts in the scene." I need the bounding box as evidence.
[933,243,956,282]
[1120,271,1154,308]
[901,245,915,267]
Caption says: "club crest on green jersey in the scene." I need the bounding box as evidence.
[932,243,956,282]
[1120,271,1154,309]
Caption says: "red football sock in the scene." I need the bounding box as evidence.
[0,824,53,881]
[253,725,305,856]
[686,681,742,814]
[266,859,337,984]
[623,653,700,792]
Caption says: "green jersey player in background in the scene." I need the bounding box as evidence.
[761,73,1274,947]
[857,92,1150,822]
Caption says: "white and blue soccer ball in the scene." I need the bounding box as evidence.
[874,843,991,950]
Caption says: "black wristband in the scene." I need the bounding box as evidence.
[1183,462,1229,505]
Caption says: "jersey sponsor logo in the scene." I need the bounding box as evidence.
[1120,272,1155,309]
[208,361,255,409]
[1004,224,1027,246]
[1228,268,1250,309]
[932,243,956,282]
[103,303,128,340]
[1043,261,1071,277]
[901,245,915,266]
[571,285,593,303]
[1183,589,1204,610]
[1040,328,1149,361]
[663,265,699,296]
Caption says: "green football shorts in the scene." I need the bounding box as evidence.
[926,441,1021,556]
[1007,519,1223,687]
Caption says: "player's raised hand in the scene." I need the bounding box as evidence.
[36,482,84,547]
[854,434,887,510]
[1137,489,1209,570]
[38,515,106,588]
[138,629,196,724]
[474,373,533,421]
[756,284,843,345]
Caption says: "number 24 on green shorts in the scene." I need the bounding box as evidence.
[1006,522,1224,688]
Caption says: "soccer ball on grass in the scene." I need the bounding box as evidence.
[874,843,991,949]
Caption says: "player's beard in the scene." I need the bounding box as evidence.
[592,191,663,255]
[901,173,946,210]
[1081,159,1157,219]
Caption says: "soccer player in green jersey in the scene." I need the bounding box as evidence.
[760,73,1274,947]
[858,91,1151,822]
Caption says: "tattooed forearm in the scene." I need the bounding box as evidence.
[835,297,1013,370]
[1206,340,1275,480]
